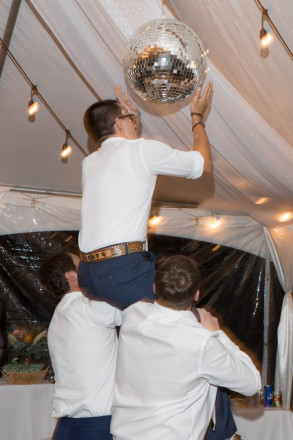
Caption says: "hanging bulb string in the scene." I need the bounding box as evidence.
[0,37,88,157]
[254,0,293,60]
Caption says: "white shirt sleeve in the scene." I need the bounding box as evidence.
[85,299,122,328]
[199,330,261,396]
[140,139,204,179]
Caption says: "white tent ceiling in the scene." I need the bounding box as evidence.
[0,0,293,290]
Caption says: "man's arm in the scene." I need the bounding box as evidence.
[114,83,212,177]
[190,82,213,173]
[198,309,261,396]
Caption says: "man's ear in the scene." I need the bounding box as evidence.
[194,289,200,301]
[114,117,124,133]
[65,270,77,282]
[153,283,156,295]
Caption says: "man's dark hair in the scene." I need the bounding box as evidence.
[39,253,76,298]
[155,255,201,310]
[83,99,122,141]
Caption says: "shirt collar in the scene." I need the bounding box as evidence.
[59,291,83,303]
[101,136,125,147]
[153,301,193,317]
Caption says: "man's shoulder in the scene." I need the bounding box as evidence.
[82,150,99,168]
[124,300,152,314]
[51,293,121,327]
[139,137,170,149]
[122,301,153,324]
[52,291,83,313]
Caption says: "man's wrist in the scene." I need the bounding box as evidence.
[192,121,205,131]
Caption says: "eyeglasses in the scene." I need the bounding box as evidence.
[112,113,137,126]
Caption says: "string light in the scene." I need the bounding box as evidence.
[60,143,72,159]
[27,86,40,117]
[259,8,274,49]
[279,212,292,223]
[259,28,274,49]
[148,215,163,227]
[0,37,88,157]
[210,213,221,230]
[254,0,293,60]
[60,131,73,159]
[27,100,39,116]
[255,197,269,205]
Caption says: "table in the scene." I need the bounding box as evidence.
[232,405,293,440]
[0,377,56,440]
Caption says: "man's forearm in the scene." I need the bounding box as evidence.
[192,123,212,173]
[190,82,213,173]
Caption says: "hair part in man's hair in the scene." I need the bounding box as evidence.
[39,252,76,298]
[155,255,201,310]
[83,99,121,141]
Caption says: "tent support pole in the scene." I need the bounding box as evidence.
[262,252,270,386]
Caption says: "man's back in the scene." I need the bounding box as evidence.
[48,292,121,417]
[78,136,203,253]
[111,301,260,440]
[112,302,218,440]
[79,137,156,252]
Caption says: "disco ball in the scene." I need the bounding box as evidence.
[123,19,207,104]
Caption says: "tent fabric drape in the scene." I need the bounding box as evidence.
[1,188,293,293]
[28,0,293,231]
[274,292,293,409]
[264,226,293,294]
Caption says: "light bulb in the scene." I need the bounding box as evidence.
[60,143,72,158]
[255,197,268,205]
[210,214,221,230]
[148,215,162,227]
[259,29,274,49]
[27,100,40,116]
[211,218,220,229]
[279,212,292,222]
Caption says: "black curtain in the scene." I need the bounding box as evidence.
[0,231,285,386]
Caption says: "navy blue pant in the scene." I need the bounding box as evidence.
[53,415,112,440]
[205,388,237,440]
[78,251,156,310]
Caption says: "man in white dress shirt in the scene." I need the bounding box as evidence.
[78,83,213,310]
[111,255,261,440]
[40,252,121,440]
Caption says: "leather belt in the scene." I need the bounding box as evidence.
[80,241,145,263]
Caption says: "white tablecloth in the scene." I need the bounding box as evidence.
[232,406,293,440]
[0,377,56,440]
[2,378,293,440]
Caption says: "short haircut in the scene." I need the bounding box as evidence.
[39,253,76,298]
[155,255,201,310]
[83,99,122,141]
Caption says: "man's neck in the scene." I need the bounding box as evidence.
[156,298,191,311]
